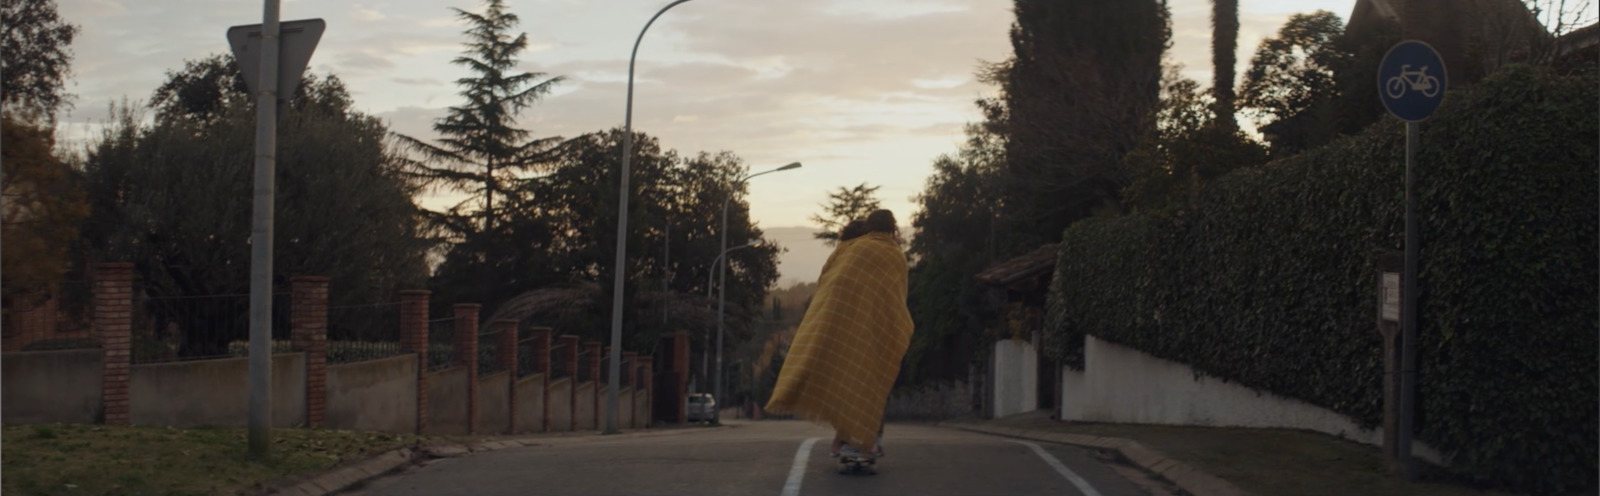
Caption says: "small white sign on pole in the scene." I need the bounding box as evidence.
[1381,273,1401,323]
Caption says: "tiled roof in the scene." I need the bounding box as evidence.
[975,243,1060,287]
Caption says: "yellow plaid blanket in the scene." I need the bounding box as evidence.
[765,232,913,449]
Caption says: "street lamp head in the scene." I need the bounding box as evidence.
[777,162,801,171]
[745,239,765,248]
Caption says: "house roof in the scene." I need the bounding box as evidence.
[976,243,1060,287]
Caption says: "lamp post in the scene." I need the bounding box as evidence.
[715,162,799,420]
[608,0,695,436]
[705,239,762,402]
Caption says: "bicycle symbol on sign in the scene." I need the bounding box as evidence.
[1384,65,1441,99]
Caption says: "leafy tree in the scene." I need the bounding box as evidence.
[906,119,1006,386]
[809,182,882,246]
[1211,0,1240,130]
[1123,64,1268,211]
[1,115,89,313]
[992,0,1170,254]
[394,0,565,238]
[464,128,780,356]
[78,62,431,357]
[1,0,78,119]
[1525,0,1599,64]
[1238,10,1349,156]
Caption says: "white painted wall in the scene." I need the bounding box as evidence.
[1059,365,1087,422]
[1061,335,1445,465]
[990,339,1038,418]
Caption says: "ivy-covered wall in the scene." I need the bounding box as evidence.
[1043,65,1597,494]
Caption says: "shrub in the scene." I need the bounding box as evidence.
[1044,65,1597,494]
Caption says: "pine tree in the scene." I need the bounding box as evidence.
[809,182,883,246]
[396,0,565,238]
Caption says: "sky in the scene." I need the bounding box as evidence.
[54,0,1362,283]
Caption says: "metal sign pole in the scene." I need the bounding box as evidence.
[247,0,281,459]
[1398,120,1419,480]
[1376,40,1443,482]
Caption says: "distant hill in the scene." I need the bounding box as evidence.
[763,224,914,286]
[762,226,832,285]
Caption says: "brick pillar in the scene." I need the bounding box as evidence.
[528,327,552,376]
[454,303,481,434]
[290,276,330,429]
[559,336,579,377]
[639,357,654,428]
[592,342,606,428]
[558,335,579,432]
[495,320,517,434]
[622,352,638,389]
[399,290,431,434]
[673,332,690,424]
[528,327,551,433]
[94,263,134,426]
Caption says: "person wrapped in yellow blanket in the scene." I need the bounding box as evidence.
[765,209,913,460]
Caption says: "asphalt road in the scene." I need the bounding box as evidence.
[344,420,1169,496]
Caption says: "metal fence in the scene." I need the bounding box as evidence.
[478,328,504,375]
[325,301,404,365]
[549,342,571,380]
[136,289,292,364]
[516,335,541,378]
[426,317,456,372]
[9,280,97,351]
[54,279,94,341]
[576,350,594,382]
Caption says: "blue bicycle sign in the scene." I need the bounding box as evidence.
[1378,41,1447,122]
[1385,65,1441,99]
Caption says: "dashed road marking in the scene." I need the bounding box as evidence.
[781,437,822,496]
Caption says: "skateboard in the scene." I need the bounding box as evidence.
[837,454,877,475]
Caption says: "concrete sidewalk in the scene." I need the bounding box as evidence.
[268,424,732,496]
[937,419,1251,496]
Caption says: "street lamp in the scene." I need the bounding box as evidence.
[715,162,800,419]
[703,239,763,396]
[608,0,695,436]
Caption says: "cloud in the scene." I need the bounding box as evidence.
[376,105,448,140]
[392,77,445,86]
[354,7,387,21]
[337,51,398,71]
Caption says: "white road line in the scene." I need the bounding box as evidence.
[1016,440,1104,496]
[781,437,822,496]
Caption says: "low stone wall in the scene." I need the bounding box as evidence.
[885,381,976,421]
[633,389,649,428]
[477,372,511,434]
[326,355,416,433]
[514,374,545,433]
[619,387,634,428]
[2,349,103,424]
[574,382,596,431]
[1064,335,1446,465]
[546,378,572,432]
[129,353,305,428]
[425,367,469,435]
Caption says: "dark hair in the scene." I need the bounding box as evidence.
[865,209,897,236]
[839,219,870,241]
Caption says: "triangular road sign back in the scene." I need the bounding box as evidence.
[228,19,325,100]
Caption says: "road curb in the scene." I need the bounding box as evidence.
[268,425,732,496]
[937,422,1253,496]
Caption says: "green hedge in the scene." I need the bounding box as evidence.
[1043,65,1597,494]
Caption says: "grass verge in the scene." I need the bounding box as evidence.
[983,414,1548,496]
[1,423,467,496]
